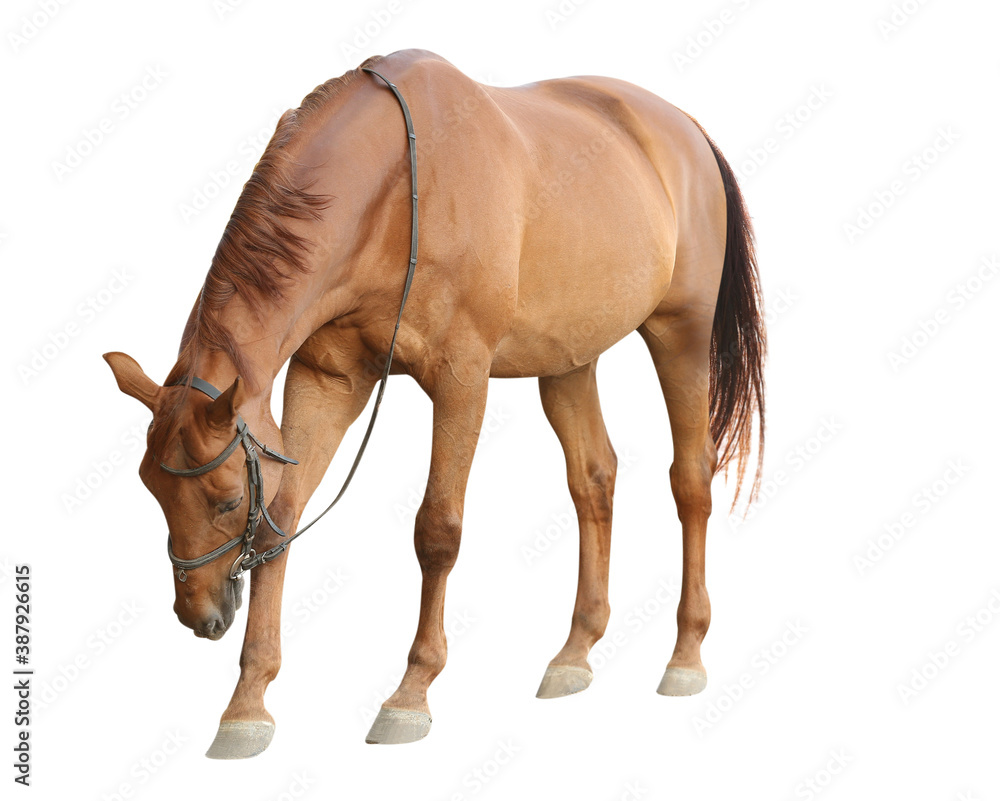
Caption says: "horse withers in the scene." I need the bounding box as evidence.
[105,49,765,758]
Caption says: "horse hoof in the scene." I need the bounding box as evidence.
[205,720,275,759]
[535,665,594,699]
[365,706,432,744]
[656,666,708,696]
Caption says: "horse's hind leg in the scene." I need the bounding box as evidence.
[535,361,616,699]
[638,310,717,696]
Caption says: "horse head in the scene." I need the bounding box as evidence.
[103,352,290,640]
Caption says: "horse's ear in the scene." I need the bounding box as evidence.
[205,376,244,429]
[103,352,159,411]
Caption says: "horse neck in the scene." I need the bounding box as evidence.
[173,83,409,413]
[176,286,318,419]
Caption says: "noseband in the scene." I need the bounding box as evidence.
[162,67,418,585]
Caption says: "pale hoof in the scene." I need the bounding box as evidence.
[205,720,275,759]
[536,665,594,699]
[656,666,708,696]
[365,706,431,744]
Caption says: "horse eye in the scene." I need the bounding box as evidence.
[219,497,243,513]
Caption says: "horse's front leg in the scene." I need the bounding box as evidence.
[206,356,376,759]
[205,528,291,759]
[366,359,490,744]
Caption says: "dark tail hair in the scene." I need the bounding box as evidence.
[697,127,767,510]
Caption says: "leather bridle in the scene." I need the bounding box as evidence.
[162,376,298,582]
[163,67,419,584]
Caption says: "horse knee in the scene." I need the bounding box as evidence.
[669,459,713,520]
[414,503,463,572]
[567,448,617,524]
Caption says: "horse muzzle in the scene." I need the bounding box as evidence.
[176,576,242,640]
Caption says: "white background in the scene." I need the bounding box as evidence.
[3,0,999,798]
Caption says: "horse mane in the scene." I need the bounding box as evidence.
[169,55,387,395]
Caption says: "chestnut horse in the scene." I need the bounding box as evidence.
[105,49,764,758]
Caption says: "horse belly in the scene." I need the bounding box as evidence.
[490,164,675,378]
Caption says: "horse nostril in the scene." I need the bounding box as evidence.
[191,611,227,640]
[206,613,225,637]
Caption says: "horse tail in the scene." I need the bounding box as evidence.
[696,125,767,509]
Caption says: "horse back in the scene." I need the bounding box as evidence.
[369,52,726,377]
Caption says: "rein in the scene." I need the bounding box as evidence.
[164,67,418,583]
